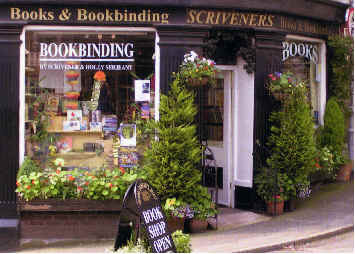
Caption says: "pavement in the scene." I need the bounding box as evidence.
[12,179,354,253]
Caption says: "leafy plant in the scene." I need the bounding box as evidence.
[172,230,192,253]
[254,167,294,202]
[312,146,337,181]
[17,157,41,179]
[320,97,345,157]
[163,197,194,219]
[16,158,141,201]
[115,230,192,253]
[173,51,218,87]
[185,185,217,220]
[328,35,354,115]
[266,79,316,199]
[267,71,307,98]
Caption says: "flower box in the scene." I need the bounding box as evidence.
[18,199,122,239]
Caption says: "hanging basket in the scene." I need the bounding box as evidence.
[188,76,209,87]
[271,91,288,101]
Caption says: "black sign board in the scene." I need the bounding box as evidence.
[114,179,176,253]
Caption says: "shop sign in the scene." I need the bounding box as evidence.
[39,42,134,72]
[9,7,170,24]
[282,41,318,64]
[114,179,176,253]
[4,6,340,36]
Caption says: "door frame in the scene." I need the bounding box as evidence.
[215,65,238,207]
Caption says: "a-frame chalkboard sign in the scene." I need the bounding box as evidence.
[114,179,176,253]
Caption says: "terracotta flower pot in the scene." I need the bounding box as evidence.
[188,218,208,233]
[336,161,354,182]
[267,201,284,216]
[167,216,184,233]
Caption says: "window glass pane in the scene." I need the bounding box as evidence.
[25,30,155,170]
[281,41,320,124]
[200,77,224,148]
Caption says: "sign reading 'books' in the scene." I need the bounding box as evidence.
[114,179,176,253]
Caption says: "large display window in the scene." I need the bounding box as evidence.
[23,29,156,170]
[281,38,326,125]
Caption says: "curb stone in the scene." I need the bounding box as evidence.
[237,225,354,253]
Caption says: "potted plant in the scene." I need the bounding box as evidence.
[163,198,193,233]
[267,72,306,101]
[254,167,293,215]
[174,51,218,87]
[185,185,217,233]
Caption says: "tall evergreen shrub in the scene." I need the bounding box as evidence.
[267,87,316,198]
[143,80,202,202]
[320,97,345,156]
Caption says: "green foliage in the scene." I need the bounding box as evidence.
[312,146,337,182]
[254,167,294,202]
[320,97,345,156]
[16,160,141,201]
[266,85,316,199]
[184,185,217,220]
[173,51,217,86]
[172,230,192,253]
[17,157,41,179]
[328,35,354,114]
[143,80,202,202]
[115,230,191,253]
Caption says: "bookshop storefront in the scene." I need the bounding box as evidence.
[0,0,347,224]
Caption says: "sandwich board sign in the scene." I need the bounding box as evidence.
[114,179,176,253]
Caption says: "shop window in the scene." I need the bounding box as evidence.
[281,40,321,124]
[24,30,155,170]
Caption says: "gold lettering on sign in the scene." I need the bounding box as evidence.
[186,9,274,28]
[10,7,54,21]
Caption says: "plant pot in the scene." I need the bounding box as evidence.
[266,201,284,216]
[188,218,208,233]
[188,76,209,87]
[167,216,184,233]
[336,161,354,182]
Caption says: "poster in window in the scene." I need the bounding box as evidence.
[135,80,150,102]
[46,95,60,113]
[56,136,73,153]
[120,124,136,147]
[118,147,138,168]
[67,110,82,122]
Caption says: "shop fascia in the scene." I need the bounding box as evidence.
[39,42,134,59]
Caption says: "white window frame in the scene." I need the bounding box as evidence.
[285,35,327,126]
[19,25,159,165]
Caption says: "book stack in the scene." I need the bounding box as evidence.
[102,116,118,132]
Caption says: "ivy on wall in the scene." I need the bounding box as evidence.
[327,35,354,116]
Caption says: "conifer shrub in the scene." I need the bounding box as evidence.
[320,97,345,156]
[267,86,316,199]
[143,80,202,202]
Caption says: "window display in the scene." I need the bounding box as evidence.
[281,40,321,124]
[25,30,155,170]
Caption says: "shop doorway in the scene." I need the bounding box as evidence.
[201,68,233,206]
